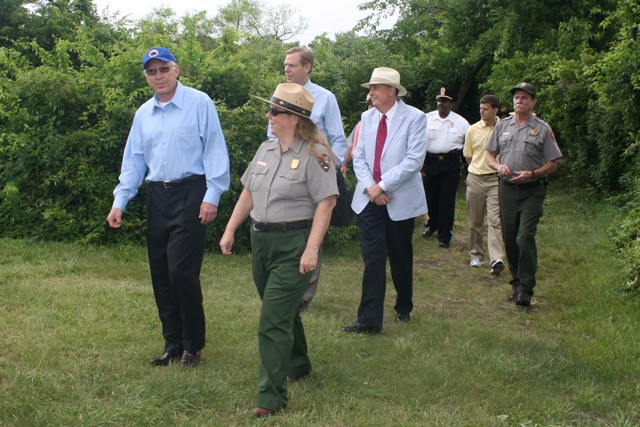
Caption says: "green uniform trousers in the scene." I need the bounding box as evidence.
[251,227,313,411]
[499,181,546,295]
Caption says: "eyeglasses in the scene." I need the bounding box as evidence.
[144,65,174,76]
[268,107,292,116]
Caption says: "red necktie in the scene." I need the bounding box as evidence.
[373,114,387,182]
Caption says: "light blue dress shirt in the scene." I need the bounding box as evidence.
[113,81,230,210]
[267,79,347,163]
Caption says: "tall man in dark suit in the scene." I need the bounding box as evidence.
[342,67,427,334]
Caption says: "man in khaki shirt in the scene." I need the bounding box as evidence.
[463,95,504,275]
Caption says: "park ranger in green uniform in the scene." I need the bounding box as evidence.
[220,83,338,418]
[486,82,563,307]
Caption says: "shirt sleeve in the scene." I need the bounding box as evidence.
[112,112,148,211]
[323,93,347,164]
[306,146,339,203]
[201,98,231,206]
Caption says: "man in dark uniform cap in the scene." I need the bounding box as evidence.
[485,82,562,306]
[422,86,469,248]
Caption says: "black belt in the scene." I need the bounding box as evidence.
[425,149,462,161]
[251,219,313,232]
[150,174,204,189]
[500,178,545,190]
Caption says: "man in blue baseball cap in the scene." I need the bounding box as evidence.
[107,47,231,367]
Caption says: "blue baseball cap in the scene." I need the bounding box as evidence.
[142,47,176,69]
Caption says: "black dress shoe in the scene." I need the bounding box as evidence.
[180,351,201,367]
[341,323,381,334]
[150,352,181,366]
[490,260,505,276]
[422,225,435,238]
[438,241,450,248]
[514,292,532,307]
[395,313,411,323]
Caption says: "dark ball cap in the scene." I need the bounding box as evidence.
[510,82,537,98]
[436,86,457,102]
[142,47,177,69]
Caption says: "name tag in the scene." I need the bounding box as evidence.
[257,161,267,166]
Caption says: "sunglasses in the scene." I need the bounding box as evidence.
[144,65,174,76]
[268,107,293,116]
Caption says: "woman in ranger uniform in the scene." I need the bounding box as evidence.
[219,83,338,418]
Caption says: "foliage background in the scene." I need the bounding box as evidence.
[0,0,639,276]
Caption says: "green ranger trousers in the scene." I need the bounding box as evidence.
[499,182,546,295]
[250,227,313,411]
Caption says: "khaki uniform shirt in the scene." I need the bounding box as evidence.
[464,119,498,175]
[485,115,562,183]
[241,138,338,223]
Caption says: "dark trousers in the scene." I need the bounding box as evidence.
[499,182,546,295]
[146,177,207,355]
[422,156,461,243]
[357,202,415,329]
[251,228,312,411]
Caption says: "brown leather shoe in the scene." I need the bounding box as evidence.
[253,407,274,418]
[150,352,181,366]
[180,351,201,367]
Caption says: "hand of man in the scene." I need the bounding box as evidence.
[199,202,218,225]
[367,183,385,202]
[106,208,123,229]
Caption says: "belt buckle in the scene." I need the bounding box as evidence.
[162,180,172,189]
[438,155,444,161]
[252,222,266,232]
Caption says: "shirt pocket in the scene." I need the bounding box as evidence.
[498,134,513,155]
[426,126,439,141]
[279,169,308,199]
[249,166,270,192]
[523,136,544,159]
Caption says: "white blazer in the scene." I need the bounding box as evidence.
[351,100,427,221]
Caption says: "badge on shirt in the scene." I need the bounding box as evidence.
[529,129,538,136]
[316,154,331,172]
[257,161,267,166]
[291,159,299,169]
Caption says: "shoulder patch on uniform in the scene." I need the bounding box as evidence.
[316,153,331,172]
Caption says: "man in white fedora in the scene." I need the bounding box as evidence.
[342,67,427,334]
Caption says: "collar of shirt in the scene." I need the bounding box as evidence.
[152,81,185,111]
[480,119,497,128]
[270,138,305,156]
[376,100,399,123]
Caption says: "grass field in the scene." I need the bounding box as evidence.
[1,177,639,426]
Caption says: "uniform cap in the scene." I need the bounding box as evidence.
[436,86,457,102]
[255,83,315,118]
[510,82,537,98]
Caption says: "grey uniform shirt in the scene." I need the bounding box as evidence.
[485,114,562,183]
[241,138,339,223]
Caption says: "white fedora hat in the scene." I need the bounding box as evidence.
[361,67,407,97]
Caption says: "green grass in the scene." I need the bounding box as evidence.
[1,177,639,426]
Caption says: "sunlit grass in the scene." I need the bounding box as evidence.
[1,178,639,426]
